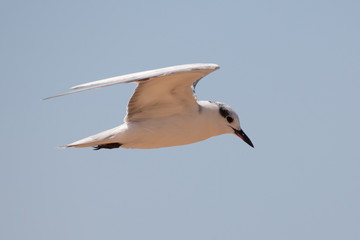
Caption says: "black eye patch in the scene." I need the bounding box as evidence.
[226,116,233,123]
[219,106,230,118]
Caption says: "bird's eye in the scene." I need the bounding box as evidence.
[226,116,233,123]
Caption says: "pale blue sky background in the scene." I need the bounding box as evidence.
[1,0,359,239]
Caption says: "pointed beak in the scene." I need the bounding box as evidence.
[234,128,254,148]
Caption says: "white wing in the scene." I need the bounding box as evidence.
[44,63,219,121]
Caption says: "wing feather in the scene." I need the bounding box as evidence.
[44,64,218,100]
[125,71,211,122]
[43,63,219,121]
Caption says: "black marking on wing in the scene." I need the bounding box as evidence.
[93,143,122,150]
[138,78,150,82]
[191,77,203,101]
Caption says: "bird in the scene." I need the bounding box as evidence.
[44,63,254,150]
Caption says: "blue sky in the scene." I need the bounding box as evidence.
[1,0,359,239]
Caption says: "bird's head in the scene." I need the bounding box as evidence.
[216,102,254,148]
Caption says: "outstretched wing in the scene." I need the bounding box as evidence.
[43,63,219,121]
[125,64,219,121]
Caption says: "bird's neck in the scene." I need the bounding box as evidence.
[197,100,231,136]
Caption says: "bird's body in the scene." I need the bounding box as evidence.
[63,101,233,149]
[45,63,254,150]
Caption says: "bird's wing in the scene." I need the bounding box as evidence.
[43,63,219,121]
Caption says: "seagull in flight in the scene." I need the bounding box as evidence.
[44,63,254,150]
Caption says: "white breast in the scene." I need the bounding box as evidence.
[118,102,227,149]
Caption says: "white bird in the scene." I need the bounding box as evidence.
[44,63,254,150]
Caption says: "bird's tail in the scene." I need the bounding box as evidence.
[58,126,123,149]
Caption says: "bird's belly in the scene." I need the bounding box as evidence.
[120,118,215,149]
